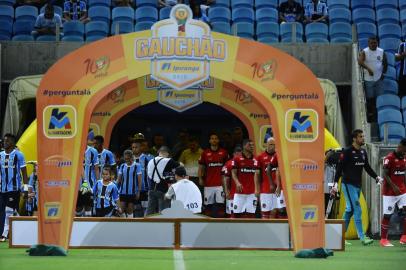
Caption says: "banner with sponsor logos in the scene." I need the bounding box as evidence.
[36,4,324,252]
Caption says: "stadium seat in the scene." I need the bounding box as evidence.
[376,8,399,25]
[15,5,38,23]
[400,0,406,9]
[385,66,397,81]
[159,6,172,20]
[231,0,253,9]
[211,22,231,34]
[88,0,111,8]
[255,8,278,23]
[0,5,14,24]
[280,22,303,42]
[352,8,375,24]
[329,8,351,24]
[356,22,377,39]
[386,52,395,66]
[401,96,406,112]
[378,109,402,126]
[135,6,158,23]
[232,7,254,23]
[135,0,157,7]
[208,7,231,23]
[378,24,401,40]
[134,21,154,31]
[111,21,134,34]
[88,6,111,24]
[400,9,406,25]
[257,22,279,44]
[380,38,401,54]
[375,0,398,9]
[112,7,135,23]
[351,0,374,9]
[376,94,400,111]
[40,5,63,17]
[329,22,352,43]
[327,0,349,9]
[12,34,34,41]
[255,0,278,9]
[0,20,12,40]
[62,21,85,42]
[358,38,369,49]
[232,22,254,40]
[212,0,230,8]
[36,34,57,41]
[12,20,34,38]
[379,123,405,143]
[85,21,109,41]
[382,79,399,95]
[0,0,15,6]
[305,22,328,43]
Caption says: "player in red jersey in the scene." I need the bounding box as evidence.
[198,133,229,217]
[257,137,281,219]
[380,139,406,247]
[222,145,242,218]
[231,139,260,218]
[266,150,285,218]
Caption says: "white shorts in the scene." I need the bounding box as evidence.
[383,194,406,215]
[260,193,273,212]
[204,186,225,205]
[226,199,233,214]
[272,190,286,209]
[233,194,258,214]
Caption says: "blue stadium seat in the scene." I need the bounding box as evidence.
[134,21,154,31]
[327,0,349,9]
[12,20,34,36]
[378,109,402,126]
[329,22,352,43]
[36,35,57,41]
[257,22,279,44]
[385,66,397,81]
[208,6,231,23]
[351,0,374,9]
[211,22,231,34]
[231,0,253,9]
[378,23,401,40]
[379,123,405,143]
[256,8,278,23]
[0,5,14,24]
[386,52,395,66]
[0,0,15,6]
[401,96,406,112]
[135,6,158,22]
[232,7,254,23]
[62,21,85,42]
[356,22,377,39]
[111,21,134,34]
[400,9,406,25]
[15,5,38,23]
[376,8,399,25]
[88,0,111,8]
[255,0,278,9]
[40,5,62,17]
[112,7,135,23]
[159,6,172,20]
[382,79,399,95]
[0,20,12,40]
[380,38,401,54]
[403,25,406,40]
[305,22,328,43]
[12,35,34,41]
[400,0,406,9]
[375,0,398,9]
[85,21,109,41]
[376,94,401,111]
[352,8,375,24]
[329,8,351,24]
[280,22,303,42]
[135,0,157,7]
[212,0,230,8]
[88,6,111,24]
[232,22,254,40]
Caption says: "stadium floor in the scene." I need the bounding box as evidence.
[0,241,404,270]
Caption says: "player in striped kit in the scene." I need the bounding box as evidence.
[94,135,116,173]
[93,166,121,217]
[117,150,142,218]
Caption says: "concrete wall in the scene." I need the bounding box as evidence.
[0,41,352,84]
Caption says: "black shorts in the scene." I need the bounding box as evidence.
[76,191,93,207]
[2,191,21,210]
[95,206,114,217]
[120,194,138,204]
[139,191,148,202]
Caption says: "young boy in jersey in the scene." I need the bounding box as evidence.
[380,138,406,246]
[93,166,121,217]
[222,145,242,217]
[231,139,260,218]
[117,150,142,218]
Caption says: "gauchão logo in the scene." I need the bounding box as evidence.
[285,109,318,142]
[44,202,61,219]
[43,105,77,139]
[134,4,226,90]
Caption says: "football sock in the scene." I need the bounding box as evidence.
[381,215,391,239]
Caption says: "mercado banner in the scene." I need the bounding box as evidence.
[36,4,324,252]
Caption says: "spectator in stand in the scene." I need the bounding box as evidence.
[279,0,303,23]
[396,40,406,97]
[358,36,388,122]
[304,0,328,24]
[63,0,90,23]
[32,3,62,39]
[159,0,179,7]
[114,0,133,7]
[190,1,209,23]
